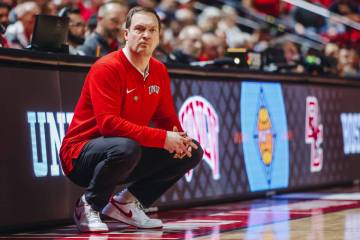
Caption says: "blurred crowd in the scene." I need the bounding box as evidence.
[0,0,359,77]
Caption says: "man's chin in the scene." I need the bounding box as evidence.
[107,31,119,40]
[137,45,148,51]
[135,47,152,56]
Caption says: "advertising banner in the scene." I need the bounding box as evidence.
[1,61,360,228]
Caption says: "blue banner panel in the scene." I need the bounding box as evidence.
[241,82,289,191]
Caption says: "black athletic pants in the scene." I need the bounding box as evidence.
[68,137,203,211]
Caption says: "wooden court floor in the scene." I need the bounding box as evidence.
[2,186,360,239]
[195,208,360,240]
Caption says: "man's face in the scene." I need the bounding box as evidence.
[21,10,38,34]
[100,7,126,40]
[68,13,85,45]
[204,43,219,60]
[69,13,85,39]
[181,29,202,58]
[125,12,160,57]
[0,7,9,28]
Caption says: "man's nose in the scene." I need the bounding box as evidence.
[194,40,202,49]
[142,30,151,39]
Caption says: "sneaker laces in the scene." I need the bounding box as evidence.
[135,200,145,211]
[85,206,102,224]
[133,200,150,221]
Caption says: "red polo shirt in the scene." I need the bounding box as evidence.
[60,49,182,175]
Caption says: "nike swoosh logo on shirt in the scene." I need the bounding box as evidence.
[110,198,133,218]
[126,88,136,94]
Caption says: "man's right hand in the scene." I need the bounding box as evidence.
[164,131,192,156]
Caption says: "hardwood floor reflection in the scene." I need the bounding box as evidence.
[196,208,360,240]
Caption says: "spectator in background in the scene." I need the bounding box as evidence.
[329,0,359,20]
[282,41,304,73]
[199,32,224,61]
[77,0,106,22]
[152,24,167,62]
[160,8,194,51]
[156,0,177,21]
[243,0,291,18]
[78,2,127,57]
[197,6,221,33]
[324,43,340,59]
[177,0,196,12]
[218,5,252,48]
[56,0,105,22]
[45,0,57,15]
[0,2,10,29]
[228,32,253,49]
[85,14,97,36]
[5,1,40,49]
[327,0,360,48]
[36,0,57,15]
[323,42,339,74]
[168,25,203,64]
[252,26,272,52]
[68,8,85,54]
[175,8,195,26]
[0,0,15,9]
[0,3,10,48]
[283,41,300,64]
[345,49,360,77]
[59,8,86,54]
[160,7,193,52]
[292,0,326,35]
[338,48,360,77]
[6,0,19,24]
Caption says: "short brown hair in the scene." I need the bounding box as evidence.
[125,6,161,31]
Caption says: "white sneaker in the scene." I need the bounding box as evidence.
[102,194,163,229]
[73,195,109,232]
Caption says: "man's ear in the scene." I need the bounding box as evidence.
[124,28,129,41]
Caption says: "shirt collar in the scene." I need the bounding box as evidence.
[122,48,149,81]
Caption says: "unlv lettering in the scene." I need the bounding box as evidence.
[148,85,160,95]
[27,111,73,177]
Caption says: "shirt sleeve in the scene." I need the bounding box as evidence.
[152,64,183,132]
[88,63,167,148]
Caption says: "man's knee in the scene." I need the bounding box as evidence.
[107,138,141,167]
[123,139,142,160]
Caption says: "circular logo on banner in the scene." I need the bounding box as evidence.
[241,82,289,192]
[178,96,220,182]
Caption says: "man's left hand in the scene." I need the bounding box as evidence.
[172,126,198,159]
